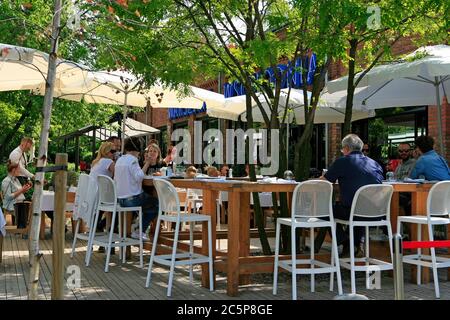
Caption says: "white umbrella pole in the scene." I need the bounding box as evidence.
[122,92,128,154]
[435,77,445,155]
[286,113,289,169]
[325,123,329,167]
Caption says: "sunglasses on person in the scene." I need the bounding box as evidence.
[398,149,410,153]
[109,149,117,154]
[362,148,369,152]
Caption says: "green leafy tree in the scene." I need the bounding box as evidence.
[81,0,353,254]
[336,0,448,136]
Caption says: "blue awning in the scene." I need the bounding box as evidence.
[168,54,316,120]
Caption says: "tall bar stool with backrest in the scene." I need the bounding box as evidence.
[183,188,203,231]
[86,175,143,272]
[146,178,213,297]
[397,180,450,299]
[70,174,100,265]
[273,180,343,300]
[335,184,394,294]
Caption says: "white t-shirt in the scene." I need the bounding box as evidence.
[89,158,113,182]
[114,154,144,199]
[9,146,33,178]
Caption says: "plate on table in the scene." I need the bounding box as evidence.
[403,178,426,183]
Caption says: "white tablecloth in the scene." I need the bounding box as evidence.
[0,207,6,236]
[41,190,74,212]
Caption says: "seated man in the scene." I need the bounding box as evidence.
[410,135,450,181]
[320,134,383,256]
[394,143,417,222]
[114,137,158,240]
[394,143,416,180]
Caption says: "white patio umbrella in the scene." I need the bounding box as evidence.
[0,43,89,92]
[35,70,226,152]
[209,88,374,123]
[207,88,374,166]
[325,45,450,153]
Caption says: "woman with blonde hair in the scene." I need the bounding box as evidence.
[89,142,115,181]
[185,166,197,178]
[144,143,163,176]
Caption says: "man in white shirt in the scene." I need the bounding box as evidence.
[9,137,34,183]
[114,137,157,240]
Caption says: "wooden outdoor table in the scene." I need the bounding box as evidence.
[143,177,297,296]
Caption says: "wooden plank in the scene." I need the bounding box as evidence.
[227,191,241,296]
[0,248,5,300]
[52,153,67,299]
[4,236,20,300]
[239,192,250,285]
[66,242,128,300]
[43,240,118,299]
[390,192,400,233]
[64,240,109,300]
[36,237,58,300]
[10,234,29,299]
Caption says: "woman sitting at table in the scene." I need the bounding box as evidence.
[144,143,163,176]
[185,166,197,178]
[89,142,116,251]
[89,142,115,181]
[206,166,220,177]
[1,161,32,226]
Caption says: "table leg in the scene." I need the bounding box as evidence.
[201,190,217,288]
[0,234,3,263]
[227,191,241,296]
[410,191,430,284]
[239,192,250,285]
[40,213,46,240]
[390,192,400,233]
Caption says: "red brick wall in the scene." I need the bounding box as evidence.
[328,123,342,165]
[428,96,450,159]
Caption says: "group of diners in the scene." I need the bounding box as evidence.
[317,133,450,257]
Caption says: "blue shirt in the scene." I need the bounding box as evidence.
[324,151,383,207]
[410,150,450,181]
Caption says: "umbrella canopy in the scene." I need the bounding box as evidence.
[44,70,226,109]
[206,88,374,168]
[325,45,450,152]
[35,70,225,152]
[0,43,89,92]
[208,88,374,123]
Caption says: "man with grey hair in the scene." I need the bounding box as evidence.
[320,133,383,257]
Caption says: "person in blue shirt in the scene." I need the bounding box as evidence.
[319,134,384,256]
[410,136,450,181]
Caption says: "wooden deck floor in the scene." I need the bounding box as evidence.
[1,233,450,300]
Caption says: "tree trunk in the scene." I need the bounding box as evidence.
[0,100,32,158]
[342,39,358,136]
[294,123,315,181]
[28,0,63,300]
[244,90,271,255]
